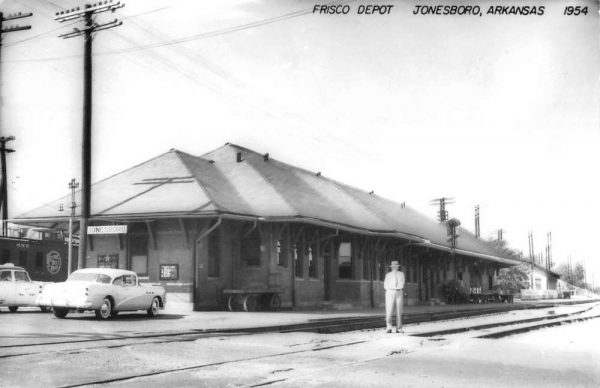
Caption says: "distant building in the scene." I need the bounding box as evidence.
[14,143,520,310]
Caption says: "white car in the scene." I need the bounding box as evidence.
[38,268,166,319]
[0,263,47,312]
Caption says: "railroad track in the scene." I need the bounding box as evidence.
[1,302,595,359]
[52,302,600,388]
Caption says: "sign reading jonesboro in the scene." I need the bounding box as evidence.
[87,225,128,234]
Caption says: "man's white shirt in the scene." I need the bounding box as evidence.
[384,271,405,290]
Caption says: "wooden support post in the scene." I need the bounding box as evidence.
[87,234,94,253]
[179,218,188,248]
[145,221,156,250]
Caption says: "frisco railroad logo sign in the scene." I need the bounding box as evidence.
[46,251,62,275]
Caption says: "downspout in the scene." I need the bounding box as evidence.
[369,245,374,308]
[193,217,222,310]
[291,240,295,308]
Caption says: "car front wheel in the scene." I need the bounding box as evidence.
[95,298,113,320]
[8,306,18,313]
[147,297,160,317]
[53,308,68,318]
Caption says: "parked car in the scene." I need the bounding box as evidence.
[38,268,166,319]
[0,263,48,312]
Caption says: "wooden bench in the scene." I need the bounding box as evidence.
[222,289,282,312]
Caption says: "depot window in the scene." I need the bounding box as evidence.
[294,244,304,278]
[338,242,352,279]
[277,239,288,267]
[308,245,317,279]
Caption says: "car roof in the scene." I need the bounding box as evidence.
[72,268,137,278]
[0,263,26,271]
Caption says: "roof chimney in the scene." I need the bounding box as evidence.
[263,153,269,161]
[369,190,374,195]
[236,152,243,163]
[316,172,321,177]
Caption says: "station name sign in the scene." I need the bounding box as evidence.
[87,225,128,234]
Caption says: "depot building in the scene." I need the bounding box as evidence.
[14,143,520,311]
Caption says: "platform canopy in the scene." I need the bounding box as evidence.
[13,143,518,265]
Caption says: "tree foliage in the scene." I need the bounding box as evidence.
[486,238,530,294]
[487,238,523,262]
[493,264,531,294]
[554,262,586,287]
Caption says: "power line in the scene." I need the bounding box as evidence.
[54,1,125,270]
[2,19,78,47]
[2,0,348,63]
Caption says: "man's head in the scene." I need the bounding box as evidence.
[389,260,401,271]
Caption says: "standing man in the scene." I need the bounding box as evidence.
[384,260,405,333]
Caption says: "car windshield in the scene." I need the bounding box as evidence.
[68,272,112,284]
[14,271,31,282]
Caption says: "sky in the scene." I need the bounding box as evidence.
[1,0,599,281]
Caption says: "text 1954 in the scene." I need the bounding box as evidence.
[564,6,588,15]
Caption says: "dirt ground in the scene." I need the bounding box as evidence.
[1,302,599,387]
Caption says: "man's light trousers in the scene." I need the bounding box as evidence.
[385,289,403,330]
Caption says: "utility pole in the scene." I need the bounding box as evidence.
[0,136,15,236]
[546,232,552,269]
[55,1,124,269]
[446,218,460,249]
[568,255,572,287]
[1,11,33,66]
[528,231,534,289]
[67,179,79,276]
[1,11,32,237]
[430,197,454,222]
[474,205,480,238]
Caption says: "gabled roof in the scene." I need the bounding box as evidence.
[14,143,514,264]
